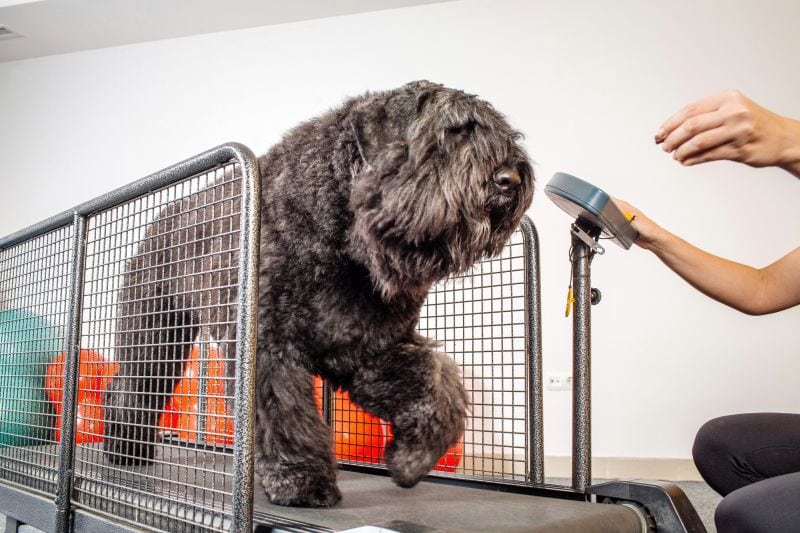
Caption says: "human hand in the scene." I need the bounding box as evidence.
[612,198,667,252]
[655,90,800,175]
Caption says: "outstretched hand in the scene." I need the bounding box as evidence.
[612,196,800,315]
[611,198,664,251]
[655,90,800,176]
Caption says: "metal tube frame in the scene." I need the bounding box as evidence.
[0,142,262,532]
[54,214,88,533]
[519,216,544,485]
[13,154,709,527]
[0,143,257,251]
[231,143,261,533]
[570,220,599,492]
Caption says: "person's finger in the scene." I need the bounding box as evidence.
[612,198,653,248]
[612,197,634,215]
[671,125,739,163]
[660,109,727,153]
[655,93,724,144]
[612,198,641,226]
[680,144,742,166]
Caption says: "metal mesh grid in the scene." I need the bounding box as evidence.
[331,228,530,482]
[0,142,534,527]
[71,163,242,532]
[0,226,73,495]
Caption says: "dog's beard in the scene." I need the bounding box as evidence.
[349,165,525,302]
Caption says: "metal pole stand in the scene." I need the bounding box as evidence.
[567,219,707,533]
[570,220,599,492]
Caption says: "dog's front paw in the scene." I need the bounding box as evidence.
[259,463,341,507]
[384,438,440,488]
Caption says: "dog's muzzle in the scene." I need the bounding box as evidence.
[493,168,522,195]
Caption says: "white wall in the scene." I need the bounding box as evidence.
[1,0,799,460]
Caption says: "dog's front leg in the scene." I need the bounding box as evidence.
[347,334,468,488]
[254,356,341,507]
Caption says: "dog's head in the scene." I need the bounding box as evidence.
[348,80,534,300]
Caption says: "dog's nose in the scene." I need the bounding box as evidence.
[493,169,522,194]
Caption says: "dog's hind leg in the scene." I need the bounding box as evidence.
[254,354,341,507]
[347,333,468,488]
[103,290,198,465]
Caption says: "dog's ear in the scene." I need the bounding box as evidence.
[349,102,391,168]
[350,90,426,168]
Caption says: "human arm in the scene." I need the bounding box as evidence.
[614,198,800,315]
[655,90,800,178]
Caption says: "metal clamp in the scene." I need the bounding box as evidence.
[571,224,605,255]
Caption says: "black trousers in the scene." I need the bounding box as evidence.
[692,413,800,532]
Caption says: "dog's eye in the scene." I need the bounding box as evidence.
[446,120,477,139]
[447,126,469,138]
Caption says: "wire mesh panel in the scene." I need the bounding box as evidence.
[0,226,73,496]
[423,227,530,481]
[331,224,535,483]
[69,162,245,532]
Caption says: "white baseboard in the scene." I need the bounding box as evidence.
[544,456,703,482]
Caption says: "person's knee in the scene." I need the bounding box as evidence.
[694,416,733,453]
[693,415,747,495]
[717,490,780,533]
[693,416,730,470]
[715,474,800,533]
[715,491,752,533]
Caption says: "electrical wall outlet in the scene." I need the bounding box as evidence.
[546,372,572,391]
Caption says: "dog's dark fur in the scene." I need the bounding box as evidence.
[103,81,534,507]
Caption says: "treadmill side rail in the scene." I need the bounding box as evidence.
[588,480,707,533]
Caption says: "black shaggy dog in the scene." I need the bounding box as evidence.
[103,81,534,507]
